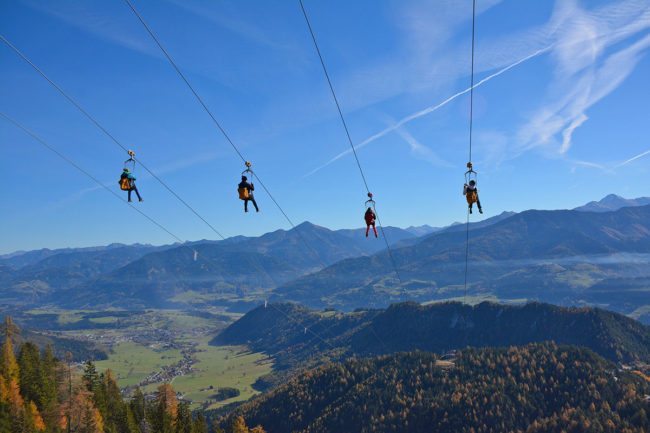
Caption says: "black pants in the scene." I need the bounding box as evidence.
[244,197,258,212]
[128,186,142,202]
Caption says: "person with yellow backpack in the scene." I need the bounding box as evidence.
[119,168,143,202]
[238,175,258,212]
[463,179,482,214]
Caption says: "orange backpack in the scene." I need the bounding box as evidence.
[120,176,131,191]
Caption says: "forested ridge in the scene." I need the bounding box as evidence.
[224,343,650,433]
[0,317,265,433]
[215,301,650,373]
[0,326,107,362]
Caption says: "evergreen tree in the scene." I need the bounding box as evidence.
[82,361,99,393]
[191,412,207,433]
[103,370,131,433]
[0,317,20,383]
[149,384,178,433]
[130,387,146,428]
[92,371,108,423]
[175,402,192,433]
[39,345,58,430]
[18,342,43,407]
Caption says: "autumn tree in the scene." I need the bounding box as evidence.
[149,384,178,433]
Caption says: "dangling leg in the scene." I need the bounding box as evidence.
[366,225,370,237]
[128,189,133,202]
[251,197,259,212]
[468,203,473,214]
[133,185,143,202]
[372,223,378,238]
[476,196,483,214]
[244,199,249,212]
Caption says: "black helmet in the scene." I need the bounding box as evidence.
[242,175,247,181]
[469,180,476,186]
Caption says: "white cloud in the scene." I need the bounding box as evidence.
[304,47,549,177]
[393,127,453,168]
[516,0,650,155]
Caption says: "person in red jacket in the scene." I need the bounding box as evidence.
[365,207,378,238]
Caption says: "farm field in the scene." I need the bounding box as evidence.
[95,341,183,387]
[148,340,273,410]
[20,308,272,409]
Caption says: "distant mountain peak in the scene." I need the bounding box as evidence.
[575,194,650,212]
[294,221,325,230]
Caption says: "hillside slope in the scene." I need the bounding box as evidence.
[223,343,650,433]
[215,301,650,366]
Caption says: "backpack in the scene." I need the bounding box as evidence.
[466,190,478,205]
[119,176,132,191]
[238,186,249,200]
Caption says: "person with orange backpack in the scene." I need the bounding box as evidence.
[119,168,143,202]
[238,175,258,212]
[463,179,482,214]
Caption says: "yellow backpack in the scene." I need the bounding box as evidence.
[238,187,249,200]
[120,177,131,191]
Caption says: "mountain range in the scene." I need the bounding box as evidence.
[0,223,426,309]
[1,195,649,320]
[574,194,650,212]
[274,204,650,320]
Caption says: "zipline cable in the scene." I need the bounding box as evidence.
[463,0,477,305]
[0,34,226,241]
[124,0,383,352]
[0,35,280,289]
[0,112,186,244]
[2,31,333,349]
[468,0,476,164]
[121,0,326,269]
[2,35,281,296]
[2,112,333,349]
[298,0,402,286]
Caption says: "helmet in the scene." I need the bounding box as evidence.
[241,176,247,181]
[469,180,476,186]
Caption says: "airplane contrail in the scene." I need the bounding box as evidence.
[615,149,650,168]
[304,46,551,178]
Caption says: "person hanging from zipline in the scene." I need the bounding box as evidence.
[119,151,143,202]
[463,179,482,214]
[238,175,259,213]
[119,168,143,202]
[363,193,378,239]
[364,207,378,238]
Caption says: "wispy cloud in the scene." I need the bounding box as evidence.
[23,0,160,59]
[615,149,650,168]
[166,0,295,51]
[306,0,650,176]
[393,127,453,168]
[304,47,549,177]
[516,0,650,155]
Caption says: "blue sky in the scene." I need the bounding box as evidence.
[1,0,649,254]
